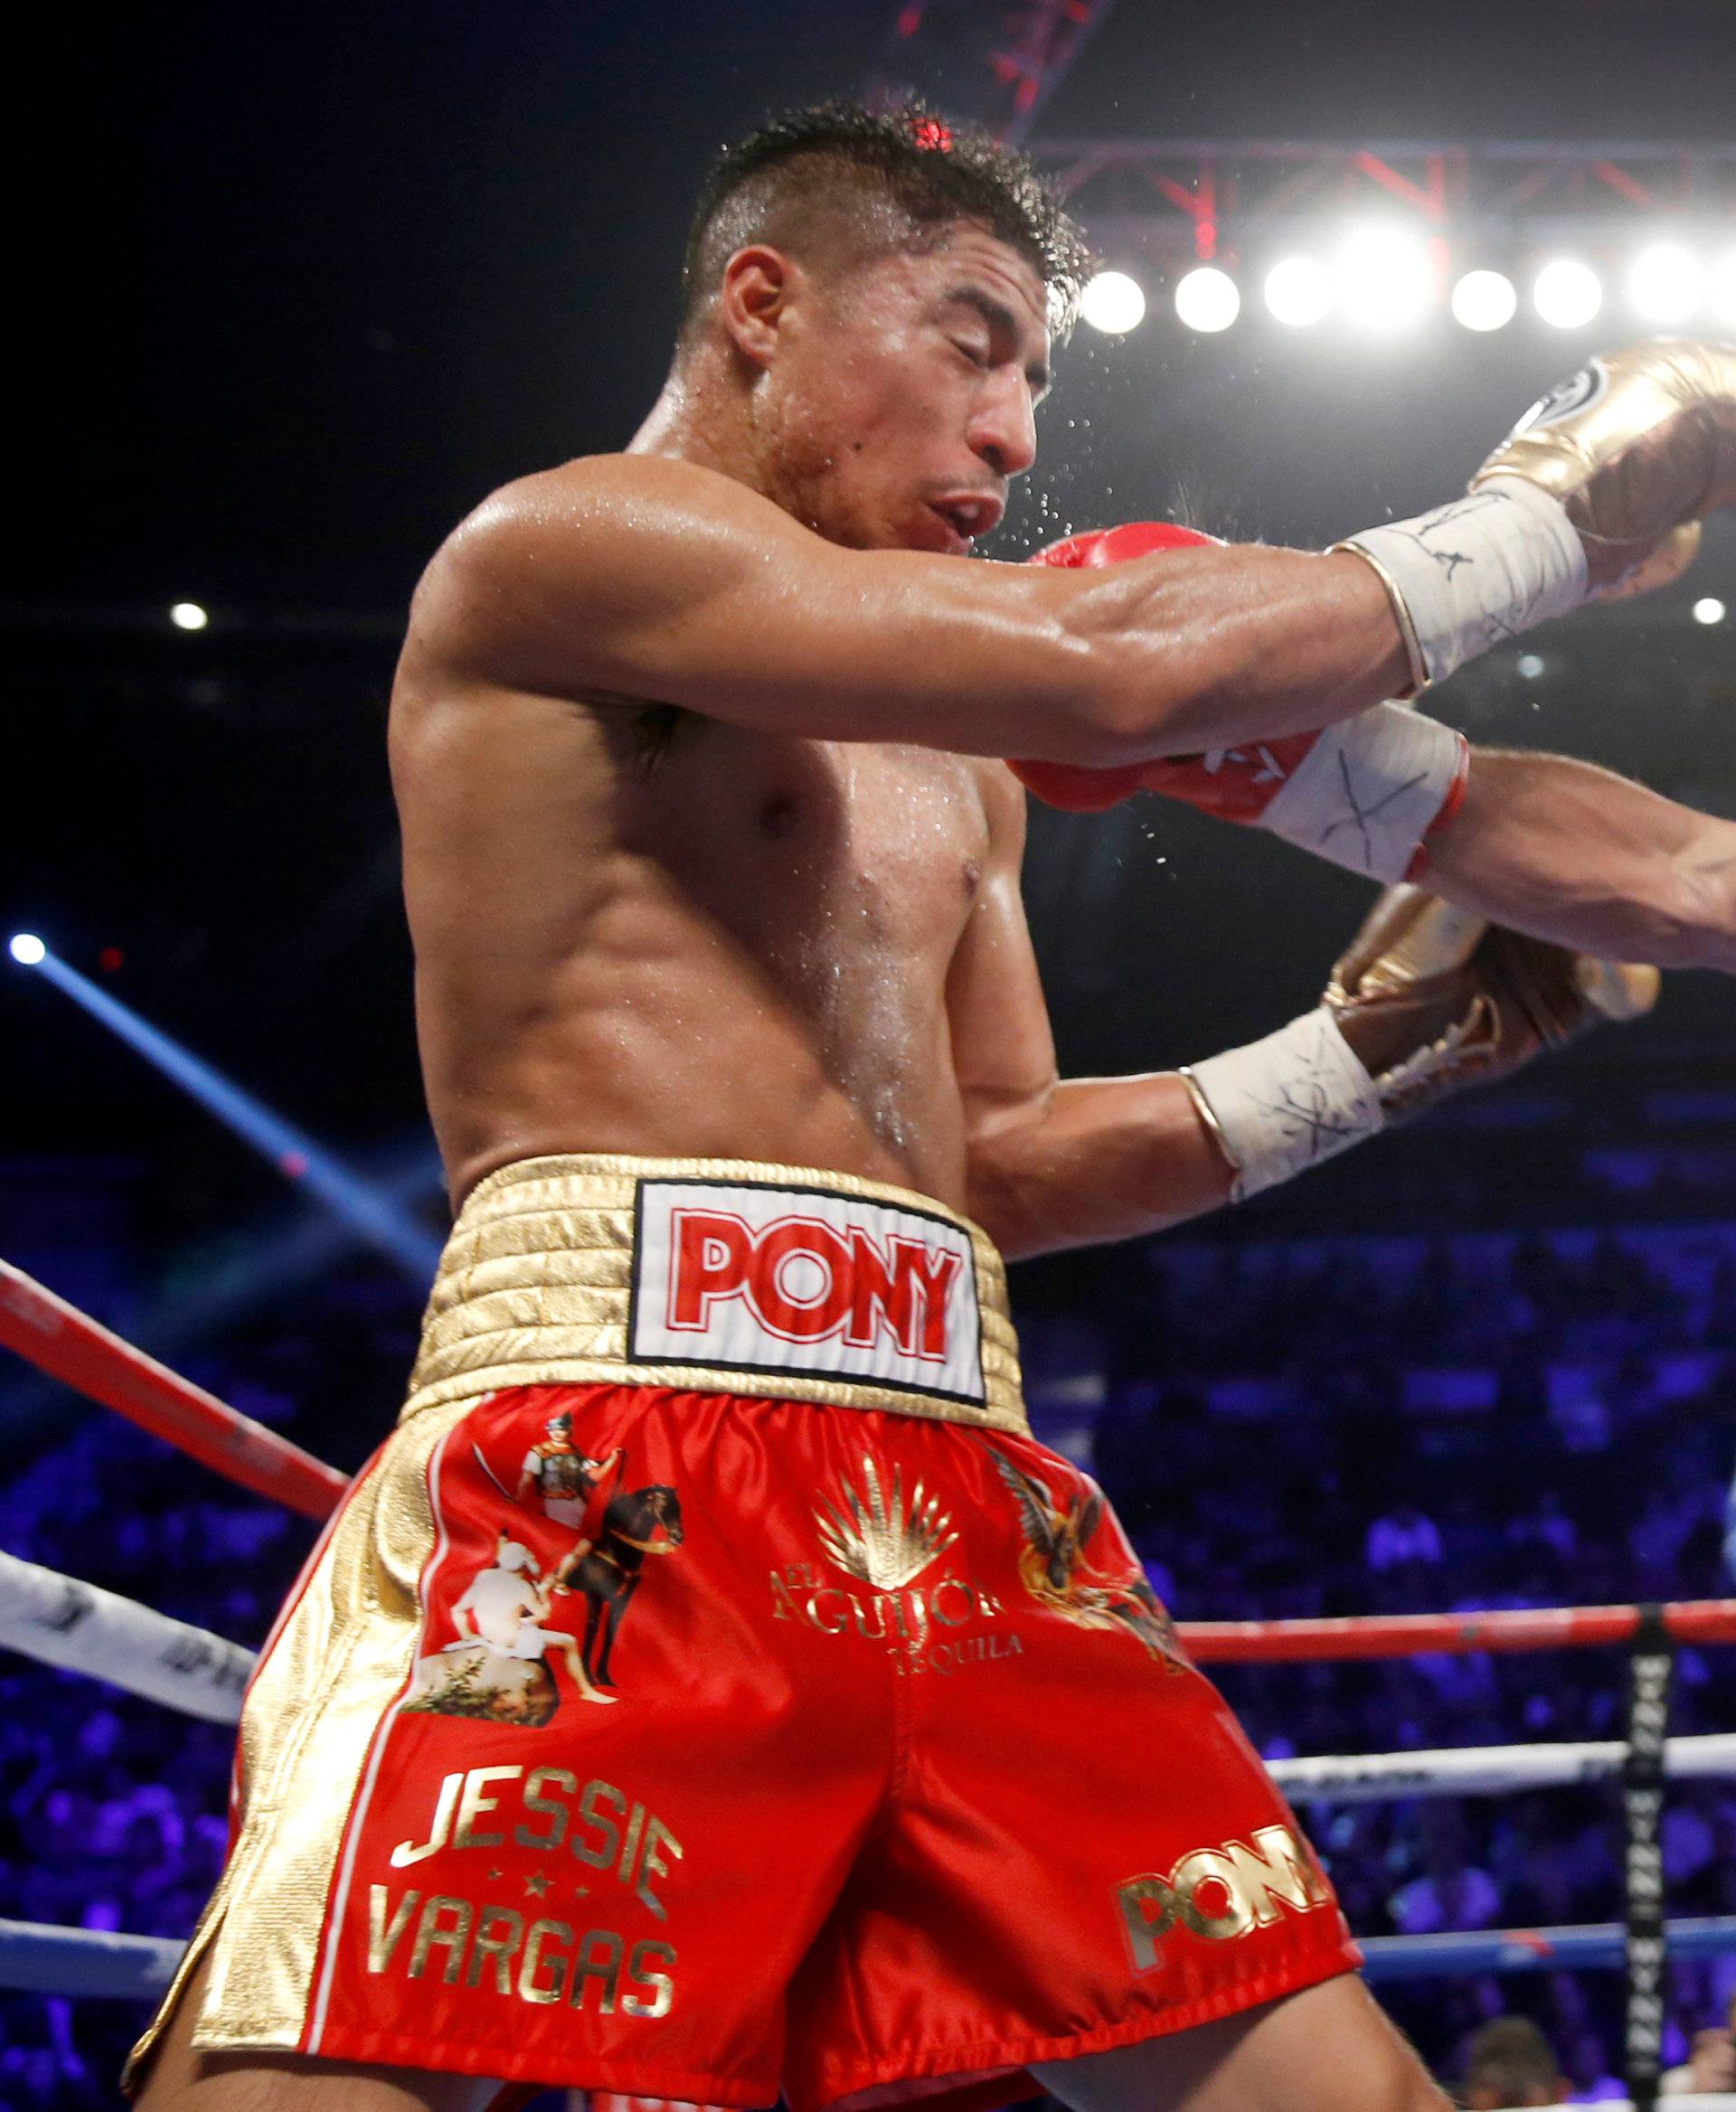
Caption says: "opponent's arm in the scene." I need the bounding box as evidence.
[412,452,1407,763]
[1014,343,1736,880]
[1428,748,1736,972]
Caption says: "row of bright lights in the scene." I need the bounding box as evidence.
[1081,239,1736,335]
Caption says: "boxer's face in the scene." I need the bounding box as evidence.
[759,222,1051,556]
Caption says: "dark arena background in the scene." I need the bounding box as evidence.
[8,1,1736,2105]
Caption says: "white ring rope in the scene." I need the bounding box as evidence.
[1269,1731,1736,1802]
[0,1546,253,1723]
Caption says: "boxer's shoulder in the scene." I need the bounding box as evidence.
[437,450,799,588]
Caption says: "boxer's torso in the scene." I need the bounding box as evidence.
[392,619,1015,1211]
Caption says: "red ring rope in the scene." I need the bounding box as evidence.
[0,1259,347,1519]
[1179,1602,1736,1662]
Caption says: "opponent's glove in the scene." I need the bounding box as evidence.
[1010,523,1469,883]
[1339,338,1736,691]
[1180,884,1659,1201]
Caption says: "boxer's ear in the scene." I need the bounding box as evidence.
[718,245,797,370]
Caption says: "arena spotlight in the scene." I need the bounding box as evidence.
[1712,250,1736,328]
[1264,257,1330,328]
[1079,270,1146,335]
[22,949,440,1281]
[8,932,47,966]
[1333,227,1433,332]
[1693,597,1728,627]
[1533,259,1603,330]
[1451,269,1518,333]
[169,601,209,631]
[1174,266,1240,334]
[1517,654,1547,679]
[1628,243,1703,325]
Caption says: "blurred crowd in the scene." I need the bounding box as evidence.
[5,1216,1736,2105]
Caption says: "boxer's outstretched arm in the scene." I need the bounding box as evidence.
[417,453,1409,761]
[1431,748,1736,971]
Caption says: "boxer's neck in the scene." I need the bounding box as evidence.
[629,353,775,503]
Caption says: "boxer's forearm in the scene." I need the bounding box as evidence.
[1428,748,1736,971]
[966,1074,1233,1260]
[1072,548,1414,755]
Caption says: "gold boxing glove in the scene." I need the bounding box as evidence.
[1182,886,1657,1199]
[1337,338,1736,690]
[1325,883,1659,1122]
[1472,339,1736,595]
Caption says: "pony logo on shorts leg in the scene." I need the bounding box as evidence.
[1116,1824,1335,1970]
[990,1448,1184,1665]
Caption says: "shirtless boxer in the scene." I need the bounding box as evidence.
[135,101,1736,2112]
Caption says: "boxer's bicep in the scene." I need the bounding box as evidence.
[419,455,1119,759]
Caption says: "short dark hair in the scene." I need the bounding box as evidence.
[677,99,1090,350]
[1461,2016,1564,2106]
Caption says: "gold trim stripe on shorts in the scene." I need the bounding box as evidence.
[402,1153,1028,1437]
[125,1401,467,2079]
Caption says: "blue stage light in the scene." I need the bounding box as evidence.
[8,933,47,966]
[24,950,441,1284]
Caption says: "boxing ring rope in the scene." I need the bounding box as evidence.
[0,1547,255,1723]
[0,1920,185,2002]
[1358,1917,1736,1985]
[0,1258,347,1519]
[7,1254,1736,1663]
[5,1263,1736,2110]
[1183,1603,1736,1660]
[1271,1730,1736,1801]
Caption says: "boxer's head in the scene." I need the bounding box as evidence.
[664,102,1089,555]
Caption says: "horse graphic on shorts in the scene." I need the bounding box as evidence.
[551,1483,684,1689]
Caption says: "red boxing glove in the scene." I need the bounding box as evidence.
[1011,523,1220,812]
[1010,523,1470,884]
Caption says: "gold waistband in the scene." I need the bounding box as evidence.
[402,1153,1027,1435]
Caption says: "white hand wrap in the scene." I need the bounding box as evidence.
[1183,1009,1383,1202]
[1256,703,1468,883]
[1336,476,1589,690]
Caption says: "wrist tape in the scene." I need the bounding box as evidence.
[1183,1009,1383,1202]
[1256,704,1468,882]
[1335,476,1588,690]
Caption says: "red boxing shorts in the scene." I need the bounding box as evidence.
[128,1156,1357,2112]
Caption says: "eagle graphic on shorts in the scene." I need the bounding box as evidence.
[990,1449,1182,1665]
